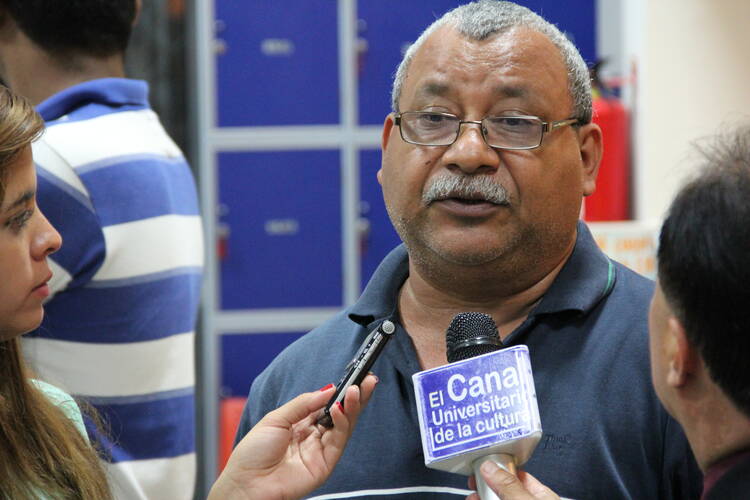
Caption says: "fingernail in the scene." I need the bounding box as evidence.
[318,383,334,392]
[481,461,499,474]
[368,372,379,384]
[336,401,345,414]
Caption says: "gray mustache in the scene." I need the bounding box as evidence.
[422,175,510,205]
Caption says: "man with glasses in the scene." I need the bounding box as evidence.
[236,2,702,498]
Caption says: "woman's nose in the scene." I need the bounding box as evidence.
[32,210,62,259]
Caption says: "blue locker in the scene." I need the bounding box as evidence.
[214,1,339,127]
[356,0,597,125]
[218,150,343,309]
[221,332,305,397]
[359,149,401,289]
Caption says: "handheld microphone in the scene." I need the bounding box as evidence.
[317,319,396,428]
[412,312,542,500]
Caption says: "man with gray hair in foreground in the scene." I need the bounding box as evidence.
[236,1,702,498]
[479,125,750,499]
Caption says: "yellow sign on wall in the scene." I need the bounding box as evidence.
[588,221,659,280]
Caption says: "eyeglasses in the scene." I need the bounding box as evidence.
[394,111,581,150]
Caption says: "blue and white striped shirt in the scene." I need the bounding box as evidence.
[23,78,203,500]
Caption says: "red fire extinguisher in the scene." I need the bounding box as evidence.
[584,60,630,221]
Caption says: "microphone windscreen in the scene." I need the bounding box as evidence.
[446,312,503,363]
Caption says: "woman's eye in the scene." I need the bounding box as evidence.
[7,210,33,231]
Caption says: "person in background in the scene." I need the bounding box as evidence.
[0,1,203,498]
[235,1,702,498]
[475,125,750,499]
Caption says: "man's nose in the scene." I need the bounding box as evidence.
[441,121,500,174]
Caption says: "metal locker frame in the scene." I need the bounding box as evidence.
[190,1,381,494]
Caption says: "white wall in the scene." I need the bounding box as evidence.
[637,0,750,220]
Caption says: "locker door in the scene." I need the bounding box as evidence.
[218,150,343,309]
[215,0,340,126]
[221,332,305,398]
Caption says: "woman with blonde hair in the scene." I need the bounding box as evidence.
[0,85,112,498]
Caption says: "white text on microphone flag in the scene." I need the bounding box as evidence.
[412,345,542,475]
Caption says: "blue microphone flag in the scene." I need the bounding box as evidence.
[413,345,542,475]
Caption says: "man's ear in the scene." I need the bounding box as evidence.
[378,114,395,186]
[382,113,395,151]
[577,122,603,197]
[666,317,699,388]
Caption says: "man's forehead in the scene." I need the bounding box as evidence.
[403,25,568,105]
[413,80,529,100]
[414,24,562,67]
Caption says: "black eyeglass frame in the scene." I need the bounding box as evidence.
[394,111,583,150]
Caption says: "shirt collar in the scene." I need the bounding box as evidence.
[348,244,409,328]
[348,221,615,328]
[36,78,149,122]
[532,220,616,316]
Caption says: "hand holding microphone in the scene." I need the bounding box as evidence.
[412,312,543,500]
[467,462,560,500]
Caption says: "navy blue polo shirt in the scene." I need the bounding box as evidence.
[237,222,702,499]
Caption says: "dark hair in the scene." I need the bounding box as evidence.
[657,124,750,417]
[0,0,136,58]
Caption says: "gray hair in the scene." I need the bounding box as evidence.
[391,0,592,124]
